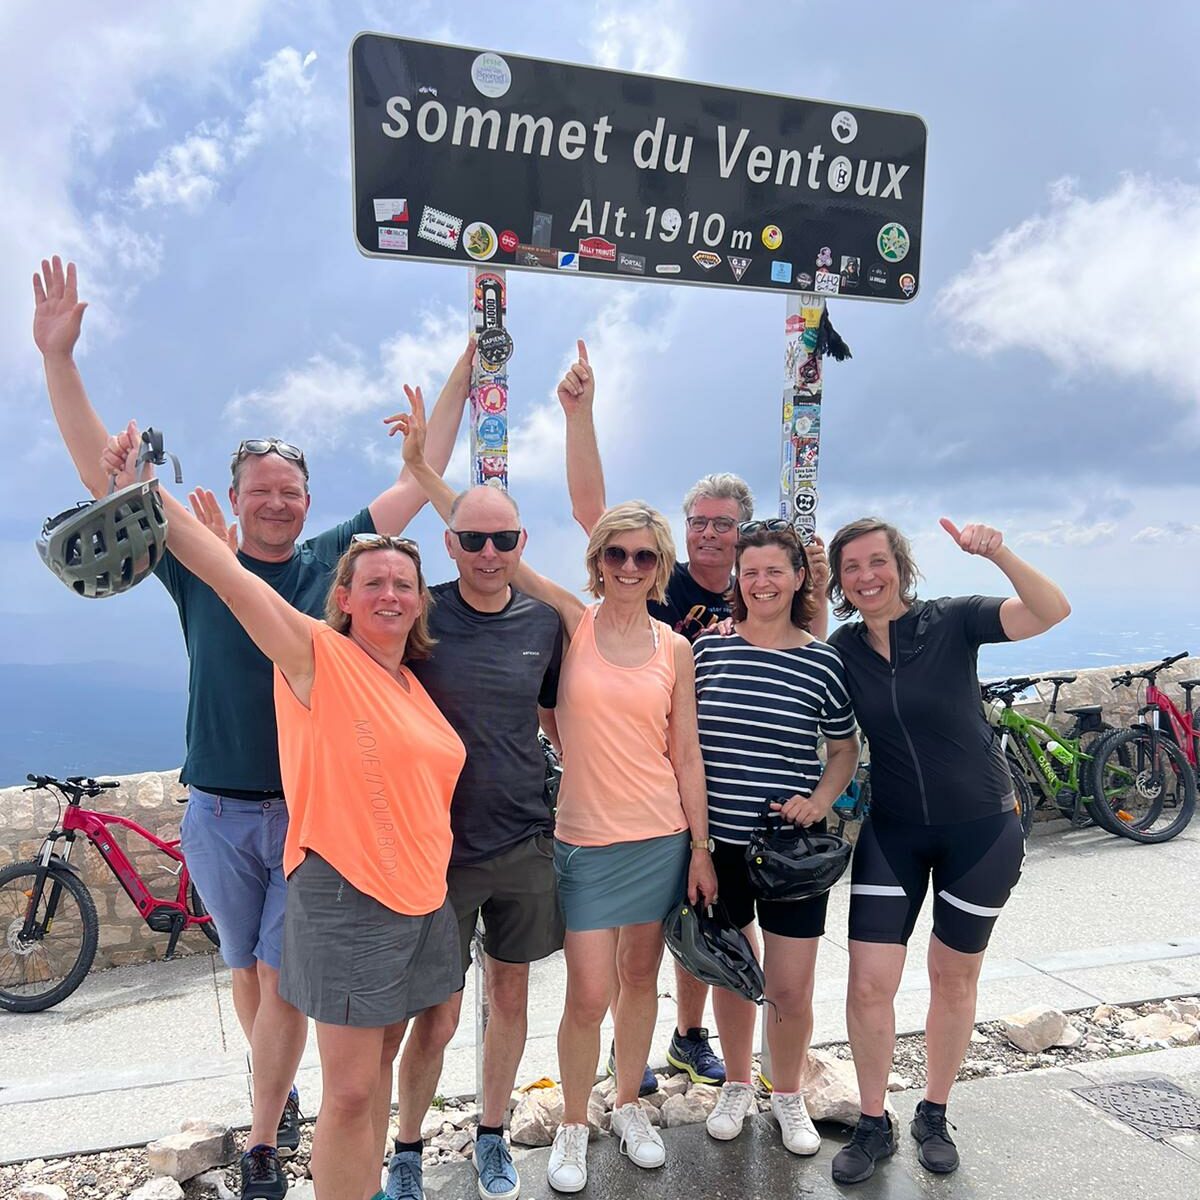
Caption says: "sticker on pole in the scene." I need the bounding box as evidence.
[478,327,514,370]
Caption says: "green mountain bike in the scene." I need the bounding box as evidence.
[981,674,1123,837]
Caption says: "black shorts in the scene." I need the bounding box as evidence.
[712,838,828,940]
[848,808,1025,955]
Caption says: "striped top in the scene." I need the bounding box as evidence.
[693,632,857,845]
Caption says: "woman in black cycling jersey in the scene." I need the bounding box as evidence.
[824,516,1069,1186]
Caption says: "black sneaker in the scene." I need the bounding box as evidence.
[277,1086,302,1157]
[910,1100,959,1174]
[241,1143,288,1200]
[830,1114,897,1185]
[666,1026,726,1085]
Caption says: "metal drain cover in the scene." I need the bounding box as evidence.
[1073,1077,1200,1138]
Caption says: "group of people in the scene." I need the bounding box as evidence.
[33,256,1070,1200]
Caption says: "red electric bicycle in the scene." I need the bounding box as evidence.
[1089,653,1198,843]
[0,774,219,1012]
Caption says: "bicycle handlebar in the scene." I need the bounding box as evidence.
[1110,651,1190,688]
[26,773,120,797]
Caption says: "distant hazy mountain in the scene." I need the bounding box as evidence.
[0,662,187,786]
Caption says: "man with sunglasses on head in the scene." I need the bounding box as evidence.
[556,343,832,1093]
[388,476,564,1200]
[32,255,471,1200]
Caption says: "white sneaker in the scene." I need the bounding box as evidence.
[547,1122,589,1193]
[706,1081,757,1141]
[771,1091,820,1155]
[611,1102,666,1169]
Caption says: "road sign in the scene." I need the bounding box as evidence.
[350,34,927,301]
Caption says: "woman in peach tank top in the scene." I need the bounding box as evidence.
[148,491,464,1200]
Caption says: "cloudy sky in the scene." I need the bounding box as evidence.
[1,0,1197,760]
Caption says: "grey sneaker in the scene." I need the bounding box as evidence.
[385,1149,424,1200]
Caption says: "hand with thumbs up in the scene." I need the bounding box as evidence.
[939,517,1006,560]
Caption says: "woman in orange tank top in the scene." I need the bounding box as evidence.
[396,387,718,1191]
[151,487,464,1200]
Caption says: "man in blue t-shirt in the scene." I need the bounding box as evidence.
[34,255,469,1200]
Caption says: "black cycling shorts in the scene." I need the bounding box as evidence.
[847,808,1024,954]
[712,838,827,940]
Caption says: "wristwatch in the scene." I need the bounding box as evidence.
[691,837,715,852]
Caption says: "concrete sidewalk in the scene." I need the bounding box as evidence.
[3,821,1200,1163]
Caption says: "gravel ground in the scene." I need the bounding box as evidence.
[5,996,1198,1198]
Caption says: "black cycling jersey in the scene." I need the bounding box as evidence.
[828,596,1013,825]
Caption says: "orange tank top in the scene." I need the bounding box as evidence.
[554,605,686,846]
[274,621,466,915]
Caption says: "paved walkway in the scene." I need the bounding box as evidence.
[2,821,1199,1163]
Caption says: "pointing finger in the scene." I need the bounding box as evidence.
[577,338,589,365]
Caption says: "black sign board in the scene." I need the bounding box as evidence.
[350,35,927,301]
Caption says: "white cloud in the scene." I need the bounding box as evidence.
[937,175,1200,398]
[1012,520,1117,548]
[132,47,319,211]
[225,309,466,446]
[594,0,688,76]
[1131,523,1200,544]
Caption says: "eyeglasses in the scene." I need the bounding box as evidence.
[686,515,737,533]
[351,533,421,559]
[602,546,659,571]
[453,529,521,553]
[233,438,307,466]
[738,519,795,537]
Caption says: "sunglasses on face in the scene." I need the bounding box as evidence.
[452,529,521,553]
[351,532,421,559]
[233,438,307,466]
[686,515,737,533]
[602,546,659,571]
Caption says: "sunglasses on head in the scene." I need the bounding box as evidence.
[351,532,421,558]
[739,519,797,537]
[452,529,521,553]
[686,515,737,533]
[602,546,659,570]
[233,438,306,465]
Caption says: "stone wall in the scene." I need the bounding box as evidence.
[0,769,215,970]
[2,656,1196,969]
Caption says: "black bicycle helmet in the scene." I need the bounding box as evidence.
[37,427,180,599]
[664,901,766,1003]
[745,804,852,901]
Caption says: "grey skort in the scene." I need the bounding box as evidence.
[554,830,689,932]
[279,851,462,1027]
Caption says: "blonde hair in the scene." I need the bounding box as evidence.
[584,501,676,605]
[323,539,436,660]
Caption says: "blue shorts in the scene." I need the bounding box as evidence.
[180,787,290,970]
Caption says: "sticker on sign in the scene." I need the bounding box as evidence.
[693,251,721,270]
[579,236,617,261]
[418,205,462,250]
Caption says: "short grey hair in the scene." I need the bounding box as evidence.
[682,473,754,523]
[448,486,521,526]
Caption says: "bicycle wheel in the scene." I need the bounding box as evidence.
[0,861,99,1012]
[1091,728,1197,843]
[1012,763,1037,837]
[188,882,221,948]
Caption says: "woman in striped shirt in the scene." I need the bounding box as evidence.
[693,520,859,1158]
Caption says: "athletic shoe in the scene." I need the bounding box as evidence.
[666,1026,726,1085]
[830,1114,897,1185]
[276,1086,302,1157]
[706,1081,757,1140]
[546,1123,589,1193]
[605,1043,659,1097]
[770,1091,820,1155]
[910,1100,959,1174]
[474,1132,520,1200]
[384,1149,424,1199]
[240,1144,287,1200]
[611,1102,666,1169]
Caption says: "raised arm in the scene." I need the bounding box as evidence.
[807,533,830,641]
[557,339,606,534]
[388,384,588,637]
[939,518,1071,641]
[33,257,111,498]
[368,336,474,534]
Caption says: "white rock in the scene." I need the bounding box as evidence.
[886,1073,912,1092]
[146,1123,235,1182]
[587,1090,611,1136]
[17,1185,69,1200]
[447,1106,478,1130]
[969,1029,989,1044]
[1000,1005,1069,1053]
[194,1170,237,1200]
[1120,1013,1198,1044]
[1092,1004,1116,1023]
[509,1087,564,1147]
[286,1181,316,1200]
[418,1110,444,1141]
[441,1130,473,1154]
[128,1180,186,1200]
[20,1162,47,1177]
[658,1073,690,1098]
[660,1085,719,1127]
[1053,1024,1085,1049]
[593,1076,618,1105]
[797,1050,895,1128]
[641,1088,668,1109]
[1165,999,1200,1022]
